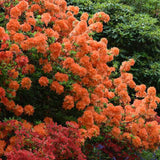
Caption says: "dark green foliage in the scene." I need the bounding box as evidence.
[120,0,160,21]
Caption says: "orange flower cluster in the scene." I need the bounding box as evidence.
[6,19,20,32]
[42,63,52,73]
[72,83,90,110]
[55,72,68,82]
[41,13,51,26]
[24,105,34,116]
[92,12,110,23]
[0,87,6,98]
[62,95,74,110]
[50,81,64,95]
[0,27,6,40]
[9,80,19,91]
[39,76,49,87]
[21,77,32,90]
[67,6,79,15]
[22,64,35,74]
[33,123,47,136]
[13,104,23,116]
[8,69,19,79]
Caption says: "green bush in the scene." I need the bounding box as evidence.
[120,0,160,21]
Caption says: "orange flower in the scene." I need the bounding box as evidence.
[17,0,29,12]
[100,38,108,45]
[10,44,20,53]
[10,7,21,18]
[42,63,52,73]
[9,136,17,145]
[129,58,135,66]
[1,97,9,107]
[50,81,64,95]
[0,27,5,40]
[24,105,34,116]
[64,41,71,52]
[132,136,142,148]
[74,21,87,35]
[142,141,149,150]
[79,128,87,138]
[93,112,107,124]
[63,57,74,69]
[6,100,15,111]
[41,13,51,26]
[92,12,110,23]
[147,87,156,96]
[22,120,32,130]
[5,145,13,153]
[10,91,16,98]
[88,18,94,25]
[8,69,19,79]
[44,1,59,12]
[68,6,79,15]
[138,128,148,141]
[87,125,100,139]
[33,123,47,136]
[55,72,68,82]
[6,19,20,31]
[23,64,35,74]
[62,95,74,110]
[31,4,41,12]
[44,117,53,124]
[39,76,49,87]
[45,29,59,39]
[89,22,103,33]
[70,63,81,76]
[128,80,136,89]
[135,84,147,97]
[21,77,32,90]
[80,12,89,21]
[14,104,23,116]
[103,79,112,88]
[111,47,119,56]
[0,140,6,149]
[9,80,19,91]
[0,87,5,98]
[49,42,61,59]
[27,18,36,26]
[94,85,104,98]
[81,110,94,128]
[21,23,31,32]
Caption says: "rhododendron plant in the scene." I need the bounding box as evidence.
[0,0,160,159]
[0,119,86,160]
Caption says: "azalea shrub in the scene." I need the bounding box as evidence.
[0,119,86,160]
[0,0,160,159]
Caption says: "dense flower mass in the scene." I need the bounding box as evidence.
[0,0,160,159]
[0,120,86,160]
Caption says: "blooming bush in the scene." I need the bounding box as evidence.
[0,119,86,159]
[0,0,160,159]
